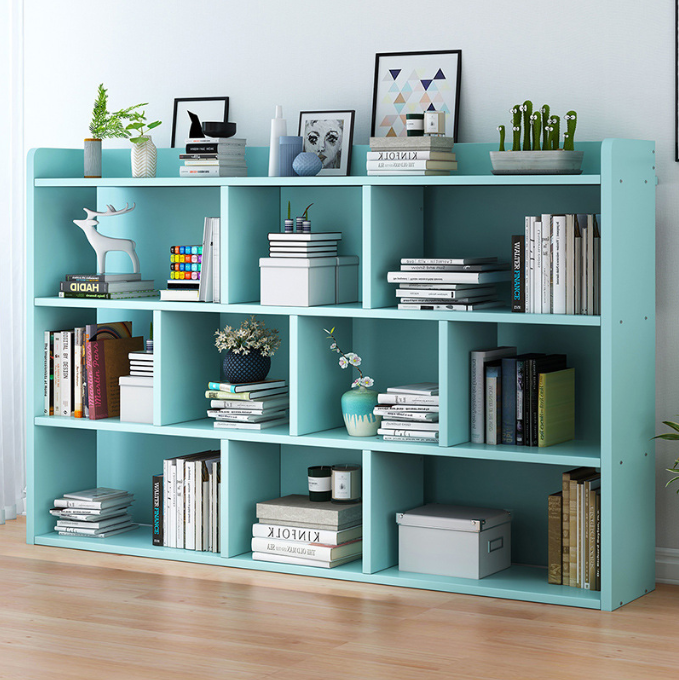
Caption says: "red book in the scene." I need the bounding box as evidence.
[86,336,143,419]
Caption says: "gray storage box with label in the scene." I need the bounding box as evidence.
[396,504,511,579]
[119,375,153,424]
[259,255,359,307]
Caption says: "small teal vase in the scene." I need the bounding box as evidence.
[223,349,271,384]
[341,386,381,436]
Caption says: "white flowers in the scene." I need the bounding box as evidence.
[352,376,374,389]
[324,327,373,390]
[215,316,281,356]
[346,353,361,367]
[339,356,348,369]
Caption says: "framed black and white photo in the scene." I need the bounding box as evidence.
[171,97,229,148]
[371,50,461,141]
[298,110,355,176]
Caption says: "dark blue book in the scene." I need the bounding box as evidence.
[516,353,545,446]
[501,356,518,444]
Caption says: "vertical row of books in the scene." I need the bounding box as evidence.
[387,257,509,311]
[160,217,220,302]
[512,213,601,315]
[153,451,221,551]
[206,379,289,429]
[179,137,247,177]
[470,347,575,447]
[252,495,362,568]
[548,467,601,590]
[43,321,143,420]
[50,488,137,538]
[375,383,440,443]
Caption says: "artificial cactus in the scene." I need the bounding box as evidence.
[530,112,542,151]
[511,105,522,151]
[540,105,551,150]
[548,115,560,150]
[521,100,533,150]
[497,125,506,152]
[563,111,577,151]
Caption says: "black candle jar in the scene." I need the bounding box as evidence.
[308,465,332,501]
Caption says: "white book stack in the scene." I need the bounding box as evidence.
[388,257,510,311]
[367,136,457,176]
[50,487,137,538]
[375,383,440,443]
[179,137,247,177]
[267,231,342,259]
[205,379,289,430]
[128,350,153,378]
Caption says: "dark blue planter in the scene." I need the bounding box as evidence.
[222,350,271,384]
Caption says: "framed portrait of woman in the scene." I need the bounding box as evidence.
[298,110,355,176]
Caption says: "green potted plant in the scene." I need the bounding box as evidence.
[654,419,679,492]
[489,100,583,175]
[126,110,162,179]
[86,83,147,178]
[323,327,381,437]
[215,316,281,383]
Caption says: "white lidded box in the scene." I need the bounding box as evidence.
[396,504,511,579]
[119,375,153,424]
[259,256,359,307]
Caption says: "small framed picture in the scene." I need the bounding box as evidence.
[371,50,462,140]
[298,110,355,176]
[171,97,229,148]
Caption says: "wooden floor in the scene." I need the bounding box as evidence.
[1,518,677,680]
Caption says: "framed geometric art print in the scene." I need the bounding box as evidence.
[371,50,462,140]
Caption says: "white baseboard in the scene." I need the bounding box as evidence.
[656,548,679,584]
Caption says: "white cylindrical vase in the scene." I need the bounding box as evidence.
[268,105,287,177]
[84,138,102,178]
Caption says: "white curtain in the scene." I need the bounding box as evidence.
[0,0,25,523]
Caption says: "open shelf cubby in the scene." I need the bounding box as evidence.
[27,140,656,610]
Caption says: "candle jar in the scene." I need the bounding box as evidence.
[331,464,361,503]
[308,465,332,501]
[284,219,294,233]
[406,113,424,137]
[296,217,304,233]
[302,220,311,233]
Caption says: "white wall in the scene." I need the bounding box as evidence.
[23,0,679,554]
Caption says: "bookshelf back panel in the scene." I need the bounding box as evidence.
[423,185,601,262]
[95,187,220,289]
[424,456,579,567]
[95,432,211,524]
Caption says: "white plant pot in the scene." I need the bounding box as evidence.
[84,138,102,178]
[131,135,157,178]
[490,150,584,175]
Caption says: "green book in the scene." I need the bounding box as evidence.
[538,368,575,447]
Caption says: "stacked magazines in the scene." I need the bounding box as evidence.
[388,257,511,311]
[206,379,289,429]
[375,383,440,443]
[50,487,137,538]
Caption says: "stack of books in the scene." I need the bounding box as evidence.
[266,231,342,258]
[366,136,457,176]
[512,213,601,315]
[160,217,220,302]
[471,347,575,447]
[43,321,143,420]
[375,383,440,443]
[206,379,289,429]
[59,272,156,300]
[388,257,510,311]
[547,468,601,590]
[50,487,137,538]
[179,137,247,177]
[156,451,221,550]
[129,350,153,377]
[252,495,363,568]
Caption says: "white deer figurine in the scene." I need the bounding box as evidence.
[73,203,140,274]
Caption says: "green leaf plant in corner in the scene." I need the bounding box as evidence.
[653,419,679,492]
[88,83,147,140]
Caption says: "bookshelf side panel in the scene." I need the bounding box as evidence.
[600,139,656,610]
[363,185,424,309]
[363,450,424,574]
[223,440,280,558]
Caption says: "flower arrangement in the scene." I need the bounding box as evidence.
[323,327,373,388]
[88,83,148,140]
[654,419,679,492]
[215,316,281,357]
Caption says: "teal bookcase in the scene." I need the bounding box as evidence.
[26,140,656,610]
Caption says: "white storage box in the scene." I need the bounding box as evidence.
[119,375,154,424]
[396,504,511,579]
[259,256,359,307]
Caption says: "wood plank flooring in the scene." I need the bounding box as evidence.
[1,517,677,680]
